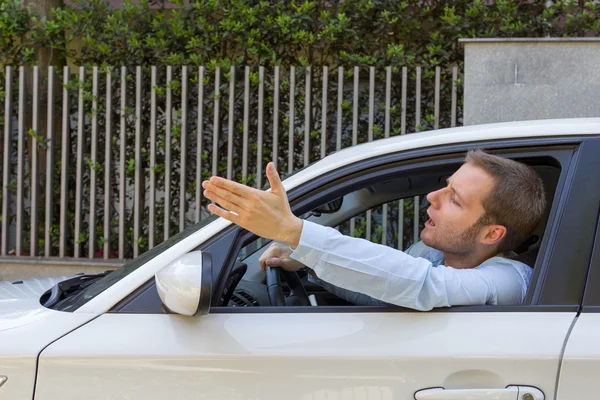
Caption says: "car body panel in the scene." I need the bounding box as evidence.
[556,314,600,400]
[36,312,573,399]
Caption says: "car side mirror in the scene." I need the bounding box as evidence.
[155,251,212,316]
[312,197,343,215]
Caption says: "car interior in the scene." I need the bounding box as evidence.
[217,158,562,309]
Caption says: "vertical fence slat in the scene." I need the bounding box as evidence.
[30,66,40,257]
[397,199,404,251]
[416,67,422,132]
[384,67,391,139]
[368,67,374,143]
[44,66,55,257]
[133,66,142,257]
[401,67,407,135]
[212,66,220,178]
[272,66,280,170]
[195,66,204,223]
[382,66,391,246]
[414,67,423,247]
[414,195,421,245]
[352,67,359,146]
[423,66,441,245]
[227,65,235,181]
[336,67,343,152]
[180,66,188,232]
[366,66,375,241]
[59,67,70,258]
[434,66,440,130]
[242,66,250,181]
[164,66,172,241]
[148,66,157,248]
[288,66,295,175]
[451,66,458,128]
[119,66,127,259]
[103,68,113,259]
[88,66,99,259]
[1,67,13,256]
[257,66,264,189]
[350,66,359,236]
[304,66,311,167]
[16,66,26,256]
[320,66,328,160]
[399,67,408,249]
[73,66,85,258]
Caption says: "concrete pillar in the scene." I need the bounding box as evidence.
[461,38,600,126]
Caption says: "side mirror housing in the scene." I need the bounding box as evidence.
[155,251,212,316]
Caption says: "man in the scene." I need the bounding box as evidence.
[201,149,546,310]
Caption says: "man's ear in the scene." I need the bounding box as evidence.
[481,225,507,246]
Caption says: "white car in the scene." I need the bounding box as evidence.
[2,118,600,400]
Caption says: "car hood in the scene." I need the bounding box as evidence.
[0,275,72,332]
[0,276,99,400]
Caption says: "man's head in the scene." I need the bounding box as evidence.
[421,149,547,258]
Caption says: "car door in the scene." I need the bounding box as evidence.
[555,183,600,399]
[34,139,599,400]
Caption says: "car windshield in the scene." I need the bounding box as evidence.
[55,215,218,312]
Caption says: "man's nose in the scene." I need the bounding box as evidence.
[426,188,442,207]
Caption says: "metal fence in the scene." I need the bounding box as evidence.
[0,64,461,261]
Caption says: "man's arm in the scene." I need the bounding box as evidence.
[290,221,497,311]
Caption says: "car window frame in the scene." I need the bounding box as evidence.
[210,138,591,314]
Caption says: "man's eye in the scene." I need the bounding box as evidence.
[451,197,461,207]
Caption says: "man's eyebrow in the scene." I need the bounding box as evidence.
[446,177,465,204]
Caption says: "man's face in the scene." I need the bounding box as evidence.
[420,163,495,256]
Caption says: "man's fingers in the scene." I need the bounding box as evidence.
[206,176,256,198]
[204,190,243,214]
[266,162,286,196]
[261,257,282,271]
[207,203,240,224]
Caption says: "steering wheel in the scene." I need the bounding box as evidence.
[265,267,311,306]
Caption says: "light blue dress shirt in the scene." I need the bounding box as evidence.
[290,221,532,311]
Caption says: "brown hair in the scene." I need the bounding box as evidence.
[465,149,547,252]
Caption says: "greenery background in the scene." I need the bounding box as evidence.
[1,0,599,258]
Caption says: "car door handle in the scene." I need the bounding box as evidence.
[415,385,544,400]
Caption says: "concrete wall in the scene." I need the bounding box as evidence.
[462,38,600,126]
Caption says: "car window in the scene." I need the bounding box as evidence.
[337,196,427,251]
[212,147,579,312]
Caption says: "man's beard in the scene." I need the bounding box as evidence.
[425,218,486,257]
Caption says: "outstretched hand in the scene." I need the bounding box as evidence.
[201,162,304,248]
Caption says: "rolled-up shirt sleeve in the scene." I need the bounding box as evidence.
[290,220,500,311]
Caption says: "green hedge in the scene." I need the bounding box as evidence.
[1,0,600,258]
[3,0,600,68]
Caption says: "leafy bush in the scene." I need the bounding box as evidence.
[1,0,599,258]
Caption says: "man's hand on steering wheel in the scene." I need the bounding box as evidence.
[259,243,310,306]
[258,242,305,272]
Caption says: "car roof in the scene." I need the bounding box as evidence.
[282,118,600,191]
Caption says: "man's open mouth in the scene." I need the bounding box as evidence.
[426,218,436,227]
